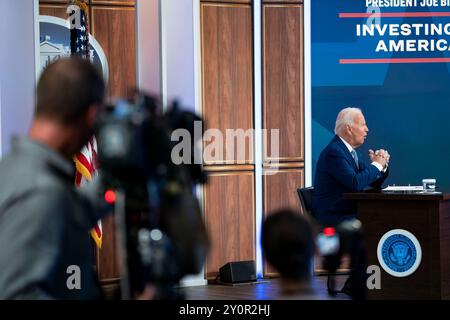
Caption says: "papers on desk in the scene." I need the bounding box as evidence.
[382,186,423,193]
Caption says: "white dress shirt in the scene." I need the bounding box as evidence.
[338,136,385,172]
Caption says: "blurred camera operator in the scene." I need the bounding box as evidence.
[0,57,106,299]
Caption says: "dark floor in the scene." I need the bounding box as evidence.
[182,275,350,300]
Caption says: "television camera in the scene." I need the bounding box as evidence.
[316,218,367,300]
[95,92,209,299]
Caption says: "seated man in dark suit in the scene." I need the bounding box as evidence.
[312,107,390,299]
[312,107,389,225]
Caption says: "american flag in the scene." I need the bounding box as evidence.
[69,0,103,249]
[70,0,90,60]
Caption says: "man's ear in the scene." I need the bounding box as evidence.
[346,124,352,133]
[86,104,99,127]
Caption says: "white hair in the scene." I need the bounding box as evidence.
[334,107,362,135]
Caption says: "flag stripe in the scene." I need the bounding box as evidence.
[90,229,102,248]
[70,1,102,249]
[74,152,93,181]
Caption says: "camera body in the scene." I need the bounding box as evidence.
[316,219,366,298]
[316,219,362,269]
[95,94,209,298]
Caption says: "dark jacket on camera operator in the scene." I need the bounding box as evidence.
[0,58,107,299]
[0,138,104,299]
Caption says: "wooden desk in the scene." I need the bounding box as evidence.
[345,192,450,299]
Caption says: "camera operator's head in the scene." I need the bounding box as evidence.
[30,57,105,159]
[262,209,314,286]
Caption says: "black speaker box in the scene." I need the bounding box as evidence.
[219,260,256,283]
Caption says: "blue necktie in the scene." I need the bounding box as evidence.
[351,150,359,170]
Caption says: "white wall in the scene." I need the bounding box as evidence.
[304,0,312,187]
[161,0,205,287]
[0,85,2,154]
[137,0,205,287]
[136,0,161,98]
[0,0,38,156]
[161,0,196,111]
[137,0,197,110]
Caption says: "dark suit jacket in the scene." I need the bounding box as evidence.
[0,138,104,299]
[312,135,388,225]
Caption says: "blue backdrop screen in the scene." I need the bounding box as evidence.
[312,0,450,190]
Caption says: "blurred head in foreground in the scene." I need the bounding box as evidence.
[262,209,315,295]
[31,57,105,158]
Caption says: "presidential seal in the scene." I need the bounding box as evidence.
[39,16,109,81]
[377,229,422,277]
